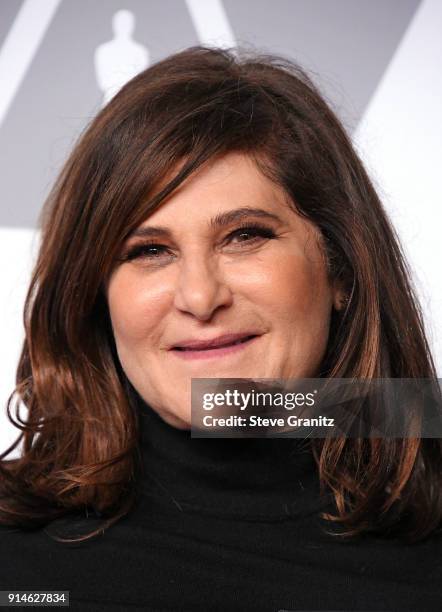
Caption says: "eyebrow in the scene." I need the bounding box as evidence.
[127,207,284,240]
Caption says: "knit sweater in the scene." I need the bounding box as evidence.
[1,395,441,611]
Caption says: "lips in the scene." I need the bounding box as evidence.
[171,333,259,351]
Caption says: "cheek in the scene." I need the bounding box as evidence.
[240,249,332,324]
[107,270,167,345]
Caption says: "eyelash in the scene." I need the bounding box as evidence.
[121,223,277,262]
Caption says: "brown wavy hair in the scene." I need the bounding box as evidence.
[1,45,441,544]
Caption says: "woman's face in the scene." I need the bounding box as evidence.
[106,152,342,428]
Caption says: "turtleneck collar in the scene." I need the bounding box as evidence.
[135,394,333,521]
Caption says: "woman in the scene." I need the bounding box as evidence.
[0,45,441,611]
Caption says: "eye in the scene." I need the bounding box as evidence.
[226,223,276,245]
[119,223,276,264]
[120,243,172,263]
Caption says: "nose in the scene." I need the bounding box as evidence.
[173,254,233,321]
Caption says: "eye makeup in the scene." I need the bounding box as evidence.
[118,222,277,264]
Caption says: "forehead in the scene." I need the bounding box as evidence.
[138,151,292,227]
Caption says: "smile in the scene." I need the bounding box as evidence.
[170,335,259,360]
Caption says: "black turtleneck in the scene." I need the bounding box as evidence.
[137,396,328,522]
[1,396,441,611]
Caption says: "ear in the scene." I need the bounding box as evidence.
[332,281,349,312]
